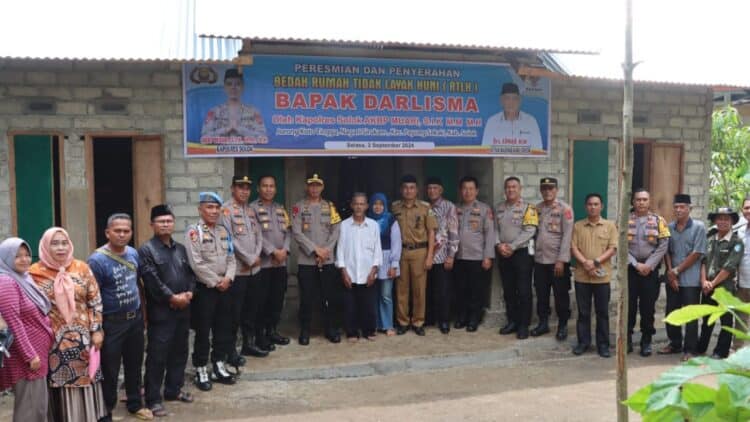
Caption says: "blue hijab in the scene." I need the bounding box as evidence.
[367,192,394,236]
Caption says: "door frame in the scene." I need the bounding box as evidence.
[85,132,164,249]
[7,130,67,235]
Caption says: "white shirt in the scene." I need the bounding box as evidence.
[738,224,750,288]
[336,216,383,285]
[481,110,543,152]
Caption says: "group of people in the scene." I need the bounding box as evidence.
[1,170,748,422]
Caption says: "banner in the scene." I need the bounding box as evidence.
[183,55,550,157]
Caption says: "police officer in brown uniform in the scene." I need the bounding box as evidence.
[220,175,266,363]
[185,192,237,391]
[292,174,343,344]
[627,188,670,356]
[392,174,437,336]
[532,177,574,340]
[495,176,538,339]
[454,176,496,332]
[248,175,292,351]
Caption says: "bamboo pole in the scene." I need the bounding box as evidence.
[616,0,635,420]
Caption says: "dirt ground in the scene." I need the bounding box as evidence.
[0,323,692,421]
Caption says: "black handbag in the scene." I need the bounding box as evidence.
[0,315,13,368]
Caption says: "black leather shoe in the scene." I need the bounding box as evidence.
[298,329,310,346]
[326,330,341,343]
[640,343,652,357]
[227,354,246,368]
[499,322,518,335]
[598,346,611,358]
[710,352,726,359]
[572,344,590,355]
[212,361,236,385]
[268,329,290,346]
[454,320,467,330]
[194,366,212,391]
[516,326,529,339]
[466,324,478,332]
[414,326,426,336]
[256,334,275,352]
[241,337,269,357]
[439,323,450,334]
[396,325,409,335]
[530,320,550,337]
[555,324,568,341]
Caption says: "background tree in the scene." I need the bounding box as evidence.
[710,106,750,210]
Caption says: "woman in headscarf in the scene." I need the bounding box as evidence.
[367,193,402,336]
[0,237,54,421]
[29,228,107,422]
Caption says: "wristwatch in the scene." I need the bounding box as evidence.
[593,259,601,268]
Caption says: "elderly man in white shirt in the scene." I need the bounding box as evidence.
[481,82,543,154]
[337,192,383,342]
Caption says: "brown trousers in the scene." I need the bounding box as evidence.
[396,249,428,327]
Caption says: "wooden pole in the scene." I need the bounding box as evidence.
[616,0,635,420]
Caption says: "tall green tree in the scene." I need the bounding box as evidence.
[710,106,750,210]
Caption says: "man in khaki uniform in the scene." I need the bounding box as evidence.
[291,174,342,344]
[220,175,266,363]
[249,175,292,351]
[454,176,495,332]
[392,174,437,336]
[185,192,237,391]
[570,193,617,358]
[532,177,574,341]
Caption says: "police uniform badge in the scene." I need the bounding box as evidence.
[188,229,199,243]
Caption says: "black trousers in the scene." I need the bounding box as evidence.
[344,283,377,337]
[534,262,571,322]
[627,266,660,342]
[574,281,610,347]
[454,260,489,325]
[262,267,288,329]
[697,290,734,357]
[191,283,233,367]
[144,314,190,406]
[298,264,343,332]
[101,309,145,414]
[498,248,533,327]
[665,286,701,353]
[428,263,452,325]
[236,273,265,339]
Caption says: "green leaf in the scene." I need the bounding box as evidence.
[682,383,718,418]
[624,385,652,413]
[722,326,750,340]
[713,287,747,308]
[665,304,722,325]
[642,406,684,422]
[726,347,750,368]
[708,309,726,326]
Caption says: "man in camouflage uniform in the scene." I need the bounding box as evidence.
[495,176,538,339]
[185,192,237,391]
[392,175,437,336]
[454,176,495,332]
[291,174,342,345]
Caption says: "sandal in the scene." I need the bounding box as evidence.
[131,407,154,420]
[164,390,194,403]
[385,329,396,337]
[149,403,168,418]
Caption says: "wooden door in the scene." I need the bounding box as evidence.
[132,136,164,247]
[649,144,683,222]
